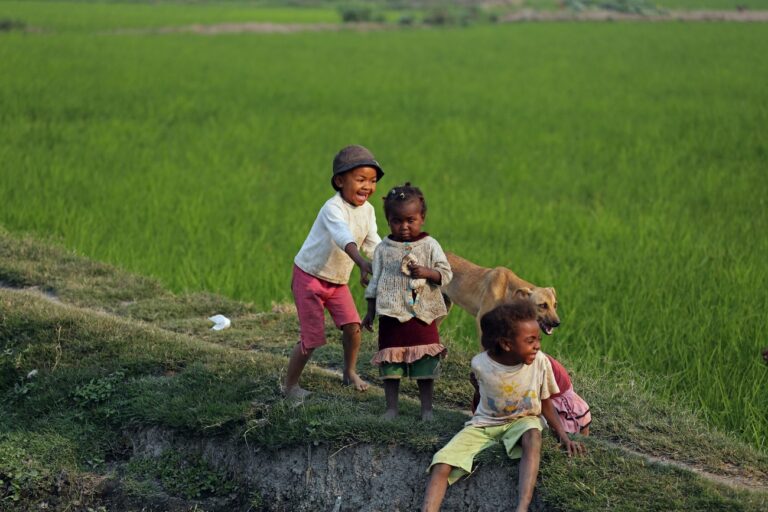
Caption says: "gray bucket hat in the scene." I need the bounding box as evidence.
[331,145,384,190]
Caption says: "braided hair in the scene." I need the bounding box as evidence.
[383,182,427,220]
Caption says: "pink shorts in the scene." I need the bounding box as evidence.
[550,388,592,434]
[291,265,361,354]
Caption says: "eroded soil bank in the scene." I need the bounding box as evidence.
[121,428,543,512]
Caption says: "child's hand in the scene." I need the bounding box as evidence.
[362,312,375,332]
[359,260,373,287]
[560,437,587,457]
[408,262,438,282]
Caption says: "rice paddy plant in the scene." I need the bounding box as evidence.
[1,18,766,448]
[0,0,341,32]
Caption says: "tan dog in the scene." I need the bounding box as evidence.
[441,252,560,336]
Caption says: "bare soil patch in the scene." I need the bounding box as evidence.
[502,8,768,22]
[109,22,391,36]
[104,10,768,36]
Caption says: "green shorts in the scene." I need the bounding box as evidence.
[427,416,544,485]
[379,355,440,380]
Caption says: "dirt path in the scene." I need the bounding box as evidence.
[108,21,392,36]
[105,9,768,35]
[501,9,768,22]
[98,9,768,36]
[615,443,768,492]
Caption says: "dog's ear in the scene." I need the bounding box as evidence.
[547,287,557,298]
[513,287,533,300]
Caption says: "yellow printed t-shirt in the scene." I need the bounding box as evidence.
[469,351,559,427]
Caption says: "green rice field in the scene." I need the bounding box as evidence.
[1,1,767,449]
[0,1,341,32]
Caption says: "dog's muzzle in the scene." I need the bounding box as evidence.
[540,319,560,336]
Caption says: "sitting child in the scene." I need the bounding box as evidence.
[470,353,592,436]
[545,353,591,436]
[422,301,585,512]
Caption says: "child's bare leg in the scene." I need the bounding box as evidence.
[284,343,314,399]
[341,323,368,391]
[422,463,452,512]
[418,379,434,421]
[580,425,590,436]
[516,429,542,512]
[383,379,400,420]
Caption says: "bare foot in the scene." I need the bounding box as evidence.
[421,410,434,422]
[284,385,311,401]
[382,409,398,420]
[343,373,369,391]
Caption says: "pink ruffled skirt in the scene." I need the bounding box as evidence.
[550,388,592,434]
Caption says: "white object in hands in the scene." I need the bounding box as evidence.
[208,314,231,331]
[400,254,427,292]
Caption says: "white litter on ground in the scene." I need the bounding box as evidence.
[208,314,231,331]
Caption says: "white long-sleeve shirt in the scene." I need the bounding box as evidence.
[294,193,381,284]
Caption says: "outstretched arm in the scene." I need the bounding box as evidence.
[363,298,376,332]
[469,372,480,413]
[345,242,372,286]
[541,398,586,456]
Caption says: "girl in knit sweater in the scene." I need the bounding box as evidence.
[363,184,452,421]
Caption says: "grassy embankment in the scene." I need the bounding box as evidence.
[1,229,767,509]
[1,9,767,449]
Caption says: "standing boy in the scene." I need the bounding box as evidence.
[284,145,383,400]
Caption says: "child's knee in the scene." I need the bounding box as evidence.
[521,429,542,450]
[293,342,315,358]
[342,322,361,337]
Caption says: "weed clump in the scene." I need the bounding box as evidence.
[422,6,497,26]
[564,0,662,14]
[338,4,386,23]
[126,451,236,500]
[0,19,25,32]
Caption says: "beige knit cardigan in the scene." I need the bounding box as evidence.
[365,235,452,324]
